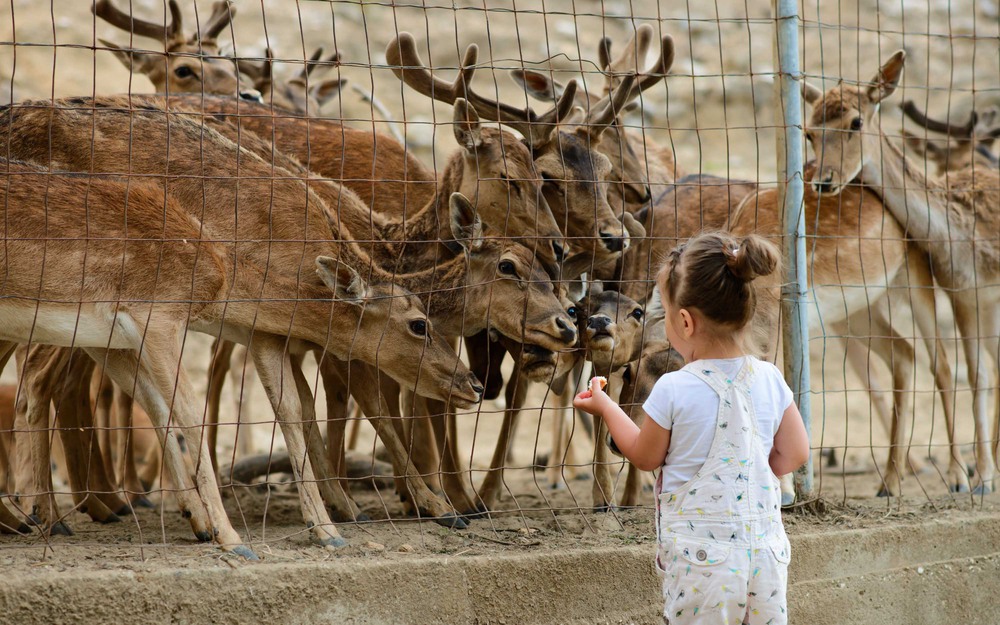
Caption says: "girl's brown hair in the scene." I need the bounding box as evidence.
[657,231,780,330]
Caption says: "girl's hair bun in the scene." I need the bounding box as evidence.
[725,235,780,283]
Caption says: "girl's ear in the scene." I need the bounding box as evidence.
[679,308,695,339]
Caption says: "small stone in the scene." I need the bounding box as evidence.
[838,582,846,589]
[917,566,925,574]
[398,544,414,553]
[517,527,538,535]
[364,541,385,552]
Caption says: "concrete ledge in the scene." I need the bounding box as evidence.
[2,514,998,624]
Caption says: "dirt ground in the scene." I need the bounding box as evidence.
[0,0,999,588]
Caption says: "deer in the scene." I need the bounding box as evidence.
[236,46,346,116]
[510,24,680,213]
[0,97,486,546]
[4,94,577,530]
[803,51,1000,494]
[93,0,254,99]
[900,100,1000,175]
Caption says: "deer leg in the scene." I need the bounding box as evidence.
[305,355,364,523]
[426,402,479,516]
[13,346,70,535]
[87,343,254,558]
[405,405,442,492]
[229,343,257,458]
[903,250,966,492]
[348,364,466,529]
[477,367,528,511]
[249,338,345,548]
[111,385,153,508]
[55,358,124,523]
[858,316,916,498]
[0,342,28,533]
[205,338,236,474]
[953,297,997,495]
[546,391,569,488]
[90,369,117,483]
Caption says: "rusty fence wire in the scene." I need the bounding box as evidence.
[0,0,996,560]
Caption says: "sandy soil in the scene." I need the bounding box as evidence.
[0,0,998,579]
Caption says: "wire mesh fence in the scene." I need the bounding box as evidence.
[0,0,997,562]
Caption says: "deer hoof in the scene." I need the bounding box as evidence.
[315,536,348,549]
[972,482,994,496]
[49,520,74,536]
[432,511,468,530]
[129,495,156,511]
[950,483,971,494]
[231,545,260,561]
[780,492,796,507]
[99,512,122,525]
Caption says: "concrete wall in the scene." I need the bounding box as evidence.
[2,515,998,624]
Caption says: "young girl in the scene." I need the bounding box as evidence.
[574,232,809,625]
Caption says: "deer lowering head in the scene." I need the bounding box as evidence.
[386,33,642,261]
[579,285,646,376]
[803,50,907,195]
[900,100,1000,175]
[94,0,249,97]
[237,47,346,115]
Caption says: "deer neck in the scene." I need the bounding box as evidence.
[861,120,950,250]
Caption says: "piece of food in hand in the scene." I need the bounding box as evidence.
[591,376,608,392]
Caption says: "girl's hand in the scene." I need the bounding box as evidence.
[573,377,613,417]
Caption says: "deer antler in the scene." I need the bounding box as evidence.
[297,48,341,82]
[386,32,578,148]
[200,0,236,43]
[597,26,674,98]
[236,47,274,86]
[93,0,183,44]
[901,100,978,139]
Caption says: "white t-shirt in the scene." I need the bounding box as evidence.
[642,357,794,494]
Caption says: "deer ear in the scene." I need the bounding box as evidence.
[801,81,823,105]
[510,69,566,102]
[100,39,161,77]
[453,98,483,150]
[448,193,483,252]
[316,256,370,304]
[867,50,905,104]
[310,78,347,107]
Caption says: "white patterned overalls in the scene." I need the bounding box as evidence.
[655,357,790,625]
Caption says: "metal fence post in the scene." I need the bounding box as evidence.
[772,0,812,498]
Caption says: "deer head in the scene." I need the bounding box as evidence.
[386,32,646,262]
[900,100,1000,174]
[94,0,249,97]
[803,50,906,195]
[237,46,346,115]
[510,25,675,208]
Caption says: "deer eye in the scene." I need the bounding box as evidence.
[630,308,643,320]
[498,260,516,276]
[567,306,577,317]
[409,319,428,336]
[174,66,196,79]
[850,117,863,131]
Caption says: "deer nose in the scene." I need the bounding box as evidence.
[599,231,627,253]
[470,382,485,397]
[813,174,835,194]
[551,241,566,262]
[588,315,612,332]
[555,316,577,344]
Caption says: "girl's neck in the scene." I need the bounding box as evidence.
[688,339,745,362]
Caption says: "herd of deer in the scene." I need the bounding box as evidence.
[0,1,996,559]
